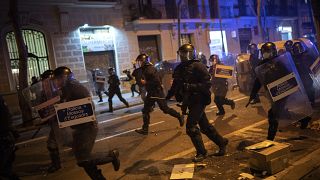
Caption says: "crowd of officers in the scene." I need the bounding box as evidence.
[1,40,316,180]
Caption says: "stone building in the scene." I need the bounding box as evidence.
[0,0,315,114]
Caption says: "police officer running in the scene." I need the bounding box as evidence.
[172,44,228,162]
[134,54,184,135]
[132,61,147,101]
[107,67,129,112]
[247,42,282,140]
[39,70,62,173]
[53,66,120,180]
[209,54,235,116]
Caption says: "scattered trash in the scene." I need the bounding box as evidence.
[245,141,274,151]
[170,164,195,179]
[170,163,207,179]
[237,140,256,151]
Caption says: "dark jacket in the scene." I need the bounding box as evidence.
[108,74,121,91]
[132,67,144,87]
[167,61,188,102]
[182,60,212,105]
[209,65,228,97]
[0,95,11,135]
[142,64,163,95]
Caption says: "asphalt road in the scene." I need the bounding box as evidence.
[14,93,274,180]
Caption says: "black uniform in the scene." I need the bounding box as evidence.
[138,63,182,133]
[176,60,227,158]
[209,65,235,115]
[132,67,146,101]
[0,95,19,179]
[107,74,129,112]
[249,58,289,140]
[60,79,103,179]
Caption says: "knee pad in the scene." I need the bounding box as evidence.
[186,126,200,137]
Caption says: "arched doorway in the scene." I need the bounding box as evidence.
[5,29,50,88]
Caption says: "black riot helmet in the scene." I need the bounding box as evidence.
[209,54,221,65]
[53,66,73,79]
[247,43,258,55]
[284,40,294,52]
[41,70,53,80]
[292,42,307,56]
[135,54,150,68]
[261,42,277,60]
[177,44,196,62]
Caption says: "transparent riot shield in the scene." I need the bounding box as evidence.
[293,38,320,105]
[236,53,255,95]
[22,79,71,148]
[255,52,313,126]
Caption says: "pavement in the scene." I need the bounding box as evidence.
[11,90,320,180]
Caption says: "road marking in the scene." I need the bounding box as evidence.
[162,119,267,160]
[205,96,248,112]
[15,136,47,146]
[16,96,248,146]
[62,121,166,152]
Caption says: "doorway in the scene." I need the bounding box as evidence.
[138,35,161,64]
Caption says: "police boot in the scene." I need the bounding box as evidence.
[98,97,103,103]
[178,115,185,127]
[83,165,106,180]
[110,150,120,171]
[213,138,228,156]
[47,150,61,173]
[299,116,311,129]
[227,99,235,110]
[135,128,148,135]
[108,101,113,112]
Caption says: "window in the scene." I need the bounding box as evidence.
[6,30,49,88]
[180,34,193,45]
[209,31,228,57]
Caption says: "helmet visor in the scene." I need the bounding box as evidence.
[178,50,195,61]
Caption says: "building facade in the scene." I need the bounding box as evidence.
[0,0,314,114]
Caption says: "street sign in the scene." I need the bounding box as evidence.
[266,73,299,102]
[96,76,106,83]
[54,97,96,128]
[34,96,61,122]
[214,64,234,79]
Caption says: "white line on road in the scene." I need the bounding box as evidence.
[162,118,267,160]
[205,96,248,112]
[62,121,166,152]
[16,96,248,146]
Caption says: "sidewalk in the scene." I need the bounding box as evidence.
[92,92,143,114]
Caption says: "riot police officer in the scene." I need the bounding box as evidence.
[284,40,294,52]
[209,54,235,116]
[174,44,228,162]
[0,95,19,180]
[290,41,314,128]
[107,67,129,112]
[132,62,147,101]
[40,70,62,173]
[248,42,281,140]
[247,43,261,104]
[53,66,120,180]
[94,69,108,102]
[135,54,184,135]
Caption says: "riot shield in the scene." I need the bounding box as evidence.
[236,54,255,95]
[255,52,313,126]
[22,79,60,124]
[22,79,72,149]
[292,38,320,105]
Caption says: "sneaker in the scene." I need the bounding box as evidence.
[213,138,228,156]
[109,150,120,171]
[135,129,148,135]
[178,115,185,127]
[192,153,207,162]
[230,101,235,110]
[216,111,225,116]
